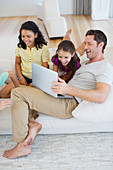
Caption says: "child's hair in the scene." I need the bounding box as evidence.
[17,21,47,50]
[53,40,80,72]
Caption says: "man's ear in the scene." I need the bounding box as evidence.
[99,42,104,49]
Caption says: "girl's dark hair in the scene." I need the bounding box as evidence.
[53,40,80,73]
[17,21,47,49]
[85,29,107,53]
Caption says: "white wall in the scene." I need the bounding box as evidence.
[0,0,73,17]
[58,0,73,15]
[91,0,110,20]
[0,0,38,17]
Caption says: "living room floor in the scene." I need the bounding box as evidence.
[0,133,113,170]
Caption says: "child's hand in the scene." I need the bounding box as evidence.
[0,99,13,110]
[29,83,32,87]
[19,77,27,85]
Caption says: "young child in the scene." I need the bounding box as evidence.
[51,29,85,83]
[51,40,81,83]
[0,71,19,98]
[15,21,50,85]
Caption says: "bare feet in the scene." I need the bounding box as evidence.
[3,143,31,159]
[63,28,72,41]
[24,119,42,146]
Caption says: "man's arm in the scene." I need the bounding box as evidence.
[51,78,111,104]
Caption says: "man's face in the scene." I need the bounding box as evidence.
[84,35,100,59]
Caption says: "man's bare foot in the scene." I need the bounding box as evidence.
[3,143,31,159]
[24,120,42,146]
[63,28,72,40]
[29,117,35,122]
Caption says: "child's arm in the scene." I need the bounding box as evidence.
[53,64,58,72]
[51,55,58,72]
[15,56,27,85]
[8,71,19,87]
[0,99,12,110]
[42,62,49,68]
[60,70,74,83]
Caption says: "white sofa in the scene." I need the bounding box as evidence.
[0,48,113,135]
[42,0,67,38]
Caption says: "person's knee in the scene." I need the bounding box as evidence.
[8,71,14,78]
[0,92,9,98]
[11,87,16,95]
[11,87,21,98]
[0,92,4,98]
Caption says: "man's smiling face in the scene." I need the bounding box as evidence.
[84,35,100,59]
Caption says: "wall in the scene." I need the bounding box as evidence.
[91,0,110,20]
[0,0,38,17]
[58,0,73,15]
[0,0,73,17]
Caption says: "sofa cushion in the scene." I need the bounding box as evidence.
[0,59,15,73]
[72,86,113,123]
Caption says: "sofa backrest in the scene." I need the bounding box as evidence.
[42,0,60,22]
[0,48,57,75]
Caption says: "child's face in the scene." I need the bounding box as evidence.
[21,29,38,48]
[58,49,74,66]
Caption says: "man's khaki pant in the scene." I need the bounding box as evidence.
[11,86,78,142]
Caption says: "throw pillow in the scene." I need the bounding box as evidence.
[72,86,113,123]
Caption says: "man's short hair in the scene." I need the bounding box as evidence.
[85,29,107,53]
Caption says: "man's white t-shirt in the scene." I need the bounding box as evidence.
[68,59,113,103]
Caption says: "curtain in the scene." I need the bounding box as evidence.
[73,0,91,15]
[109,0,113,18]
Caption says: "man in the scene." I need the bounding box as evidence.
[3,29,113,159]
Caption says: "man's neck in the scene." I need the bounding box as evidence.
[87,54,104,64]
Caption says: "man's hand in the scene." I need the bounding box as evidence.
[51,77,69,95]
[0,99,13,110]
